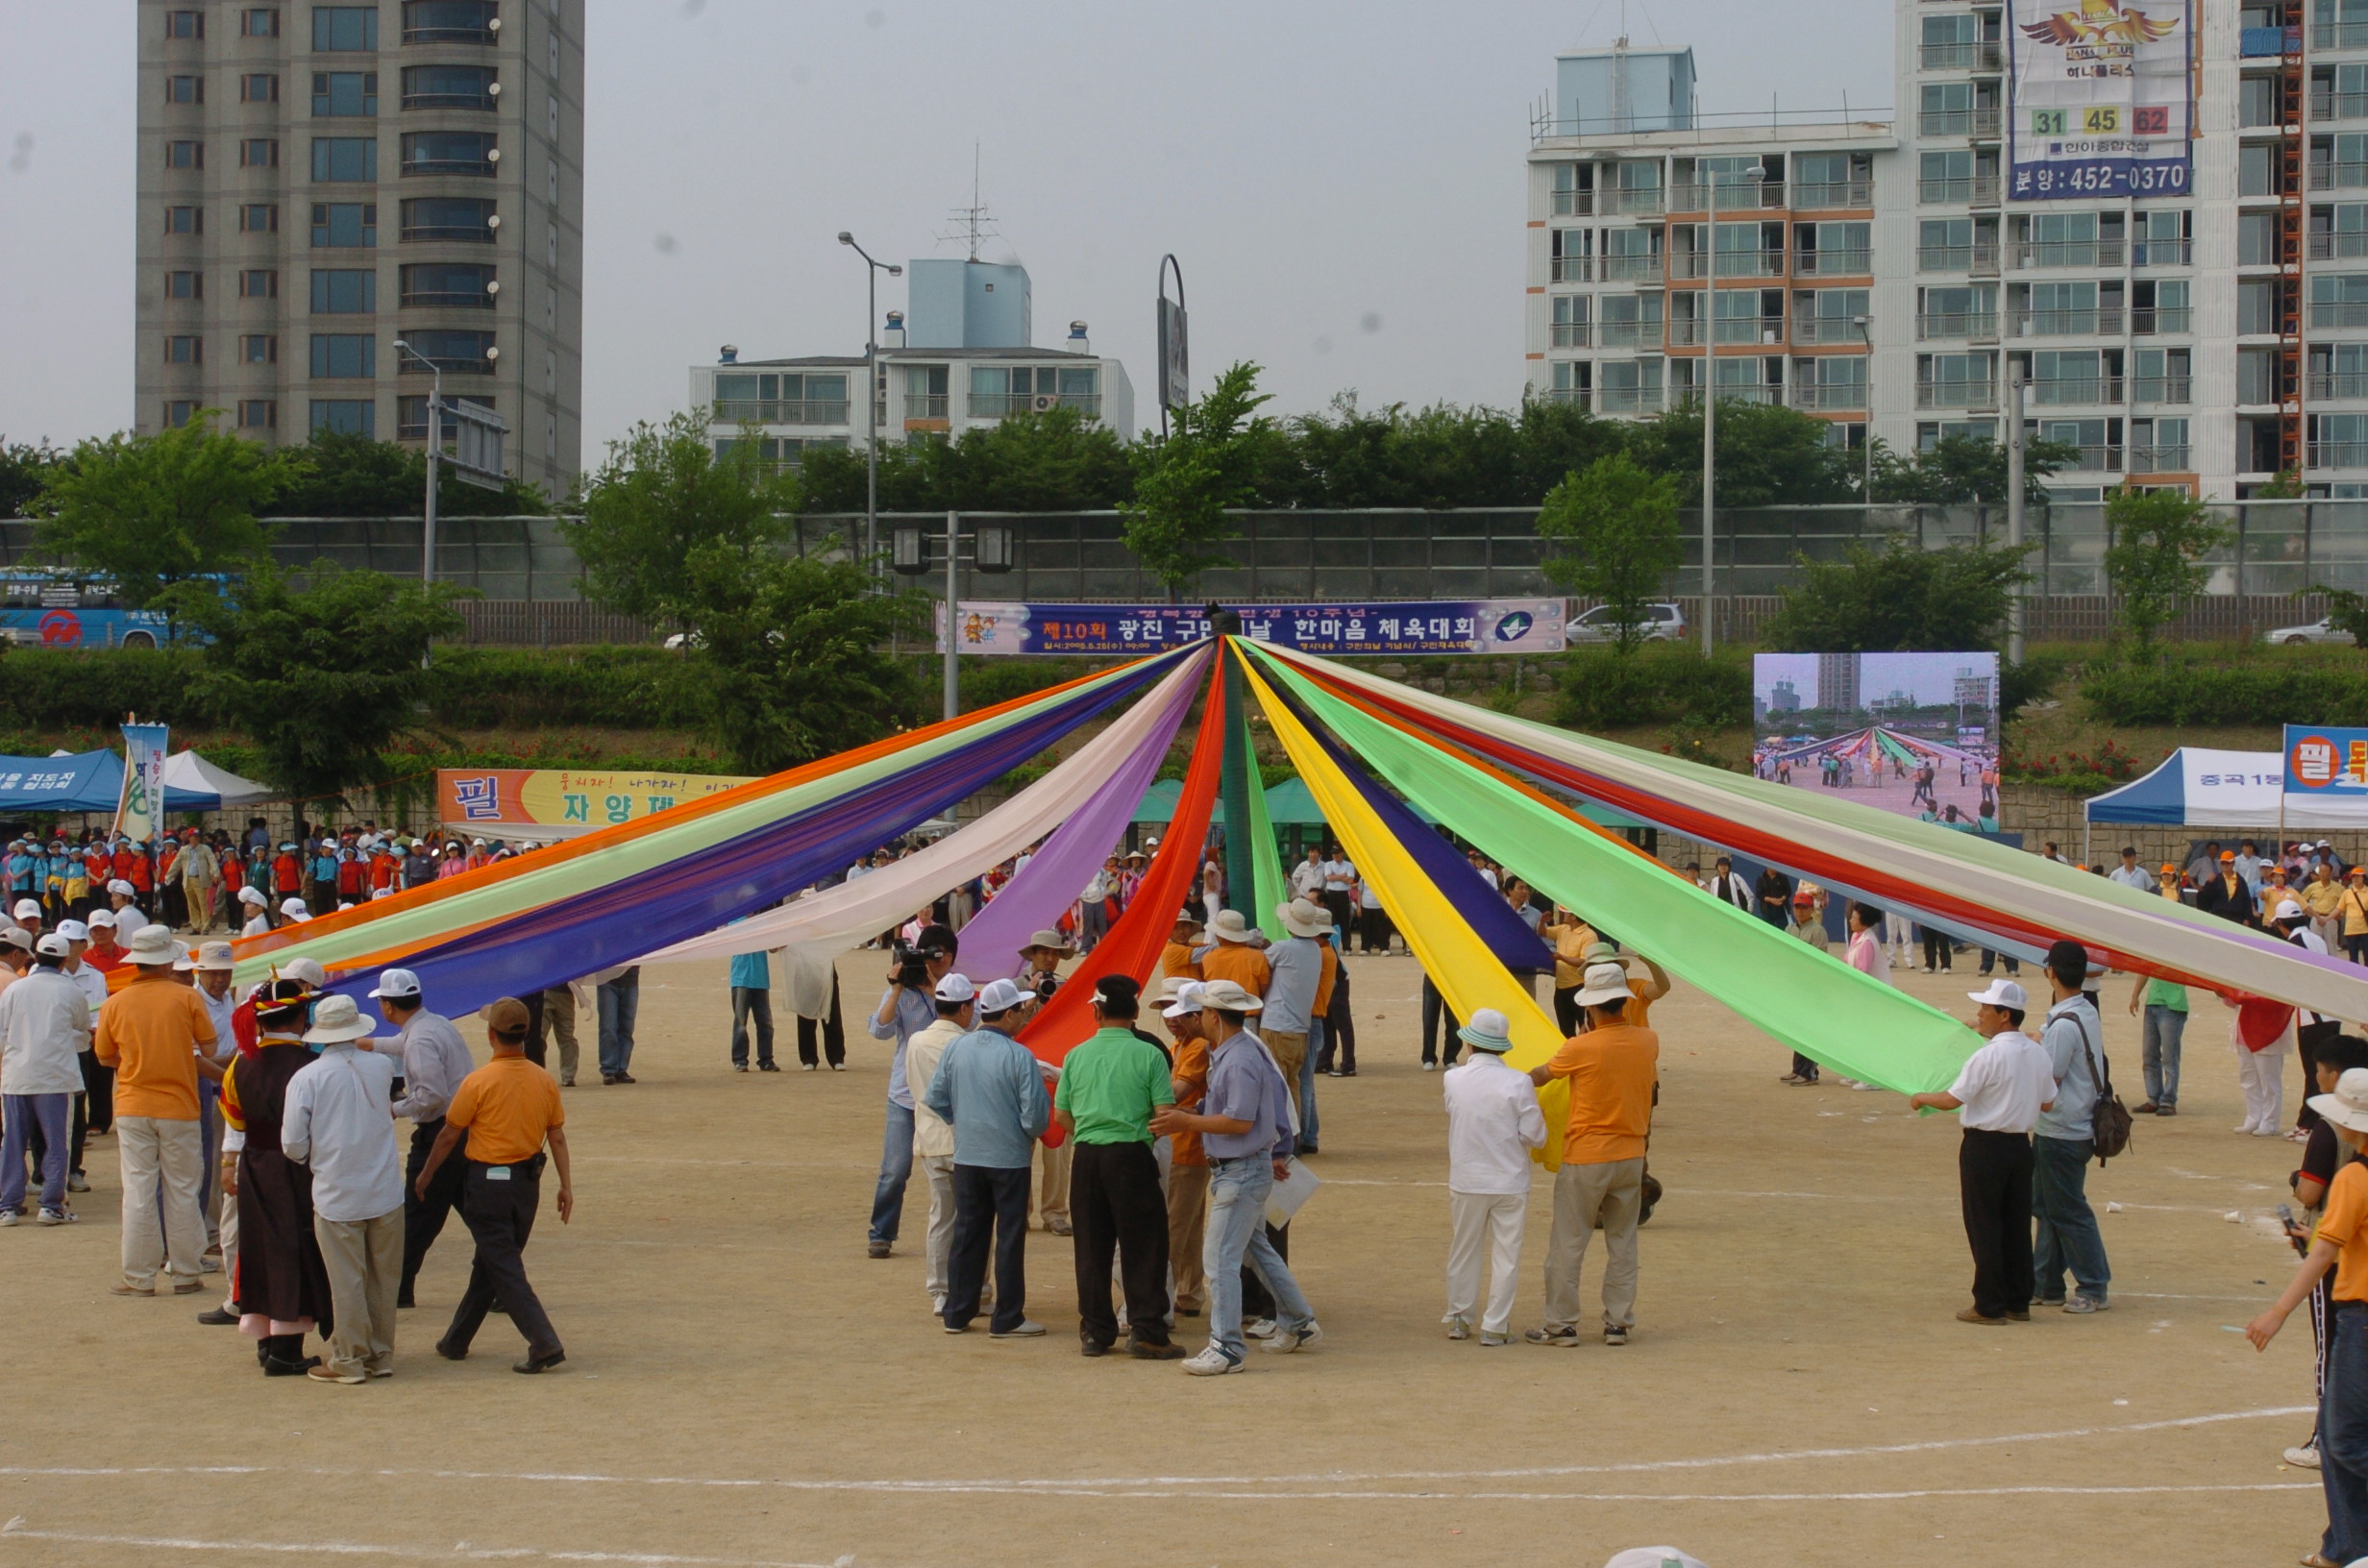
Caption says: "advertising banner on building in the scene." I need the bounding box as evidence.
[116,723,169,845]
[2007,0,2193,200]
[938,600,1566,657]
[1753,653,2002,824]
[436,768,757,839]
[2282,725,2368,829]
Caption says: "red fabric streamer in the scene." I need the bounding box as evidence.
[1019,666,1225,1067]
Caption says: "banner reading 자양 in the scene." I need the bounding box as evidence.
[2007,0,2192,200]
[436,768,758,839]
[937,600,1566,657]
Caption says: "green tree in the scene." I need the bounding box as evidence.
[564,412,793,623]
[266,429,549,517]
[2313,587,2368,648]
[674,540,925,772]
[2103,485,2230,649]
[0,438,63,518]
[1627,399,1860,507]
[1536,452,1684,654]
[187,562,465,800]
[798,405,1133,514]
[1759,536,2030,652]
[1868,432,2079,504]
[1122,361,1273,598]
[31,414,288,619]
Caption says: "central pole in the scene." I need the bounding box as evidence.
[943,509,960,721]
[865,266,879,578]
[423,365,440,672]
[2006,368,2026,665]
[1701,378,1716,654]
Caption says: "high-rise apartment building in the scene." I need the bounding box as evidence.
[136,0,584,496]
[1525,2,2368,501]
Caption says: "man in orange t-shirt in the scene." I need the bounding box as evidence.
[1525,961,1659,1347]
[1196,910,1271,997]
[91,925,224,1294]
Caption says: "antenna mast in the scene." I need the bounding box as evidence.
[939,142,999,261]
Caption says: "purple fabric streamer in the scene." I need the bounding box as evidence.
[954,666,1199,983]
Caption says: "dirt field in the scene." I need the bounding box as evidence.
[0,948,2334,1568]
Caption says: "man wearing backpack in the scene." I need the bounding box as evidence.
[2034,938,2111,1313]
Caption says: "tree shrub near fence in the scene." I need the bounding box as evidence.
[2081,647,2368,726]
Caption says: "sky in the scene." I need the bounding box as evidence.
[0,0,1894,462]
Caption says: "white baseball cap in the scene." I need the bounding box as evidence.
[34,932,68,959]
[1967,977,2029,1011]
[86,909,115,929]
[0,927,29,952]
[976,977,1027,1014]
[934,972,977,1003]
[1162,979,1208,1019]
[54,919,87,943]
[367,968,421,1000]
[11,899,38,921]
[280,896,310,919]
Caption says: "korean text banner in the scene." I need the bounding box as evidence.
[118,723,169,845]
[2284,725,2368,830]
[943,600,1566,657]
[436,768,758,838]
[2007,0,2193,200]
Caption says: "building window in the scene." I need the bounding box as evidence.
[399,261,494,306]
[401,131,496,177]
[239,400,279,429]
[309,399,376,436]
[401,63,497,110]
[240,269,281,298]
[165,206,203,234]
[165,10,204,37]
[164,270,203,301]
[398,196,496,241]
[164,335,203,366]
[165,140,204,170]
[312,6,381,51]
[310,202,378,247]
[240,204,281,233]
[241,73,282,105]
[309,333,377,378]
[240,334,279,364]
[165,75,205,105]
[163,401,201,429]
[396,329,495,373]
[403,1,498,43]
[310,268,378,313]
[241,9,283,38]
[312,71,379,117]
[240,138,282,168]
[311,136,379,182]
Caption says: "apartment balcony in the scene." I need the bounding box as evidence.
[1794,248,1872,277]
[1791,381,1869,411]
[1667,181,1782,214]
[1919,39,2004,70]
[1713,314,1788,345]
[2244,24,2306,56]
[2010,239,2125,268]
[2310,441,2368,467]
[2010,306,2124,336]
[1667,251,1712,281]
[2316,22,2368,48]
[1537,386,1591,409]
[1919,242,2001,274]
[1919,107,2003,138]
[2314,92,2368,122]
[903,393,949,420]
[2311,371,2368,398]
[969,393,1101,419]
[1549,321,1592,348]
[2132,376,2193,404]
[2132,306,2193,335]
[711,399,851,426]
[1551,188,1594,217]
[1598,384,1664,413]
[2059,443,2124,471]
[2128,444,2192,471]
[1550,256,1593,282]
[1599,319,1665,349]
[2029,376,2125,405]
[1603,254,1665,282]
[2312,232,2368,258]
[1793,316,1872,345]
[1714,249,1788,280]
[1603,188,1665,218]
[399,286,494,308]
[1916,379,1999,410]
[400,220,493,243]
[1791,179,1874,210]
[2133,238,2193,266]
[1917,174,2001,206]
[1916,310,2000,340]
[2311,161,2368,190]
[404,12,497,44]
[1665,317,1705,346]
[2312,300,2368,328]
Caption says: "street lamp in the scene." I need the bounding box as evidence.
[392,338,440,590]
[891,513,1017,719]
[838,232,902,580]
[1852,313,1875,502]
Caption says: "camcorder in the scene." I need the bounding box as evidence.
[892,943,934,990]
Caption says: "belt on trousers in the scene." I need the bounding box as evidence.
[469,1153,547,1179]
[2340,1300,2368,1314]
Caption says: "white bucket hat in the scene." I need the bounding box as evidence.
[1196,978,1263,1014]
[1277,899,1331,939]
[2312,1067,2368,1135]
[1208,909,1256,944]
[124,925,178,965]
[302,993,377,1044]
[1456,1007,1516,1053]
[1573,961,1635,1008]
[1023,928,1073,954]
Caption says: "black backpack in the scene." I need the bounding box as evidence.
[2067,1012,2133,1165]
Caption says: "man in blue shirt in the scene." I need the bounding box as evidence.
[1151,978,1322,1374]
[865,926,958,1259]
[728,947,777,1072]
[925,977,1051,1337]
[2033,938,2110,1312]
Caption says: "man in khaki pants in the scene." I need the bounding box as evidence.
[284,994,406,1384]
[1525,962,1660,1348]
[93,923,223,1296]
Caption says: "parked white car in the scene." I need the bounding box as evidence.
[2262,616,2356,647]
[1569,601,1688,644]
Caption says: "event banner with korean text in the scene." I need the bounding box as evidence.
[436,768,757,839]
[118,723,169,845]
[2283,725,2368,829]
[2006,0,2192,200]
[938,600,1566,657]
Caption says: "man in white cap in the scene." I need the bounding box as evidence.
[106,879,147,942]
[93,923,224,1295]
[925,976,1052,1337]
[284,993,406,1383]
[11,897,43,943]
[1910,978,2056,1324]
[1016,929,1073,1237]
[1442,1007,1546,1345]
[1158,977,1214,1318]
[57,919,112,1188]
[0,931,93,1226]
[1196,910,1272,997]
[370,967,477,1311]
[903,972,976,1315]
[1150,977,1321,1373]
[279,895,311,926]
[1261,900,1330,1120]
[1526,962,1660,1348]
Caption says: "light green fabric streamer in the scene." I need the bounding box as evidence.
[1253,649,1983,1092]
[1240,711,1292,933]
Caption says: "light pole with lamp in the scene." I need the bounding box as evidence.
[891,515,1017,719]
[392,338,441,591]
[838,233,901,578]
[1852,313,1875,502]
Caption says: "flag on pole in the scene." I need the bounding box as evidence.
[117,723,170,845]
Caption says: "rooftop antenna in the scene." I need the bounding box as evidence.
[938,141,999,262]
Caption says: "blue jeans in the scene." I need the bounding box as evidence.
[2327,1305,2368,1562]
[1298,1021,1321,1148]
[2032,1134,2109,1303]
[597,968,640,1077]
[2141,1005,2185,1107]
[2,1093,69,1212]
[1204,1156,1313,1361]
[869,1100,916,1244]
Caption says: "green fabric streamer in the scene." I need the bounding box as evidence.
[1250,648,1982,1092]
[1240,707,1293,932]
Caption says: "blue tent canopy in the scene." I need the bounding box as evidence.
[0,749,263,817]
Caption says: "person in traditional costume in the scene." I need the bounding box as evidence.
[219,976,335,1376]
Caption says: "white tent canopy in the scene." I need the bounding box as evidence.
[162,749,276,811]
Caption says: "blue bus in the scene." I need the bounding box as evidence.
[0,572,185,649]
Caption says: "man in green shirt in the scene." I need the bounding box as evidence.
[1053,974,1183,1360]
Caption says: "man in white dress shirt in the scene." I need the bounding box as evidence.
[1440,1009,1547,1345]
[284,993,405,1384]
[1910,978,2057,1325]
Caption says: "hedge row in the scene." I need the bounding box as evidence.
[1551,644,1753,730]
[2080,647,2368,726]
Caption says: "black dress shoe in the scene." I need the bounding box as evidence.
[615,1071,636,1084]
[396,1294,415,1310]
[602,1073,622,1085]
[434,1338,468,1361]
[195,1307,237,1326]
[1079,1339,1109,1358]
[512,1352,566,1374]
[757,1061,781,1072]
[262,1354,321,1377]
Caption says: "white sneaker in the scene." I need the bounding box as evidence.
[2235,1121,2261,1134]
[1262,1320,1323,1354]
[1478,1331,1511,1346]
[1181,1344,1244,1375]
[1244,1316,1279,1340]
[988,1319,1046,1338]
[1444,1314,1470,1340]
[2285,1443,2322,1469]
[37,1208,73,1226]
[0,1210,15,1228]
[1421,1062,1437,1072]
[929,1294,947,1315]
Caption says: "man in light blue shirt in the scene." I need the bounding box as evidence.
[2032,939,2109,1312]
[2107,847,2155,893]
[925,977,1051,1337]
[864,928,957,1259]
[728,947,776,1073]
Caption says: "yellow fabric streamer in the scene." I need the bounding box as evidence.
[1240,651,1572,1169]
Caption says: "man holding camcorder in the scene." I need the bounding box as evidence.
[866,927,960,1260]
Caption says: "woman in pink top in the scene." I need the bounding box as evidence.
[1845,901,1891,984]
